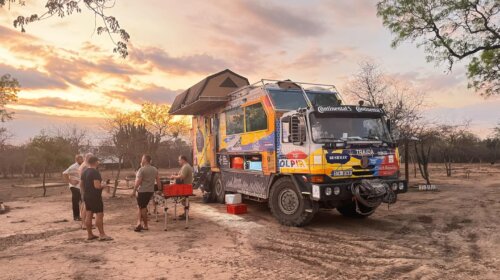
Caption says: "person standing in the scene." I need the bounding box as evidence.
[131,155,159,232]
[78,153,94,229]
[62,154,84,221]
[80,156,112,241]
[170,155,193,219]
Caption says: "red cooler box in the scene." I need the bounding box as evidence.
[163,184,193,197]
[227,203,247,214]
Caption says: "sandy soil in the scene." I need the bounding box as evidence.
[0,165,499,280]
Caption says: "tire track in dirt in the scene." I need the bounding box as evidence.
[0,228,79,251]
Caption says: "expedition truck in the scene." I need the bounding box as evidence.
[169,69,407,226]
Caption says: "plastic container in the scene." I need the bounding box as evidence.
[162,184,193,197]
[227,203,247,214]
[248,161,262,171]
[231,157,244,169]
[225,193,242,204]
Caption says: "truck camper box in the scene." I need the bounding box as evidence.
[169,69,249,115]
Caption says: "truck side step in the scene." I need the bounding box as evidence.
[305,209,313,213]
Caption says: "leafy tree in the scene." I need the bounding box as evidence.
[0,74,19,149]
[0,0,130,57]
[0,74,18,122]
[377,0,500,96]
[27,133,74,196]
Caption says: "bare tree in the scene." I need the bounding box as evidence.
[413,124,440,185]
[438,122,472,176]
[343,61,425,184]
[49,124,90,154]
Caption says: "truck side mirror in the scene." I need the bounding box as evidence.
[386,119,391,133]
[290,115,306,145]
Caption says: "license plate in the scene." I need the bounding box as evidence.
[332,170,353,177]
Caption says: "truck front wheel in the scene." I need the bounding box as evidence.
[269,177,317,227]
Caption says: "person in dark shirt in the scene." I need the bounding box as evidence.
[80,156,112,241]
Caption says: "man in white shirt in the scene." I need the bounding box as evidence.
[63,154,84,221]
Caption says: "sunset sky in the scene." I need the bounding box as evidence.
[1,0,499,143]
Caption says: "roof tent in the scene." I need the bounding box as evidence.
[169,69,249,115]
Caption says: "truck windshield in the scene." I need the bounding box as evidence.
[267,89,307,110]
[268,89,339,111]
[306,91,340,107]
[310,113,391,143]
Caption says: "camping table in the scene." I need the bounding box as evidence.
[153,193,194,231]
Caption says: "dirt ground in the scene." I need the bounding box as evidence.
[1,165,499,280]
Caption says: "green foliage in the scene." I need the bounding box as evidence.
[27,133,74,174]
[0,74,19,123]
[377,0,500,96]
[467,49,500,96]
[0,0,129,58]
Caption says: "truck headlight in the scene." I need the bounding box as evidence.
[312,184,320,199]
[325,187,332,196]
[333,186,340,195]
[399,182,404,190]
[392,183,398,191]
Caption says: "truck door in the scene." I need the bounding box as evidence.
[278,115,310,174]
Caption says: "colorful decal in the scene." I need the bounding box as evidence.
[286,150,308,159]
[196,128,204,153]
[326,153,350,164]
[279,159,308,168]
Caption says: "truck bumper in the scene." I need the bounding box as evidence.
[308,179,407,202]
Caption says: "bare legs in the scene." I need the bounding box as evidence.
[81,204,87,229]
[86,211,107,238]
[137,207,148,229]
[85,210,96,239]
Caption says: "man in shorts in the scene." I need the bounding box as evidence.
[78,153,94,229]
[80,156,112,241]
[170,155,193,219]
[62,154,84,221]
[131,154,159,232]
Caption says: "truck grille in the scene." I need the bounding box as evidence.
[352,170,375,176]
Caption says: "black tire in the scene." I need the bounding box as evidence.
[213,173,225,204]
[269,177,317,227]
[337,201,375,218]
[203,173,221,203]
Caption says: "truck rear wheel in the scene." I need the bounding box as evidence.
[204,173,224,203]
[337,201,375,218]
[213,173,225,204]
[269,177,317,227]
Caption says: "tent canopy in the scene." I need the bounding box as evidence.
[169,69,249,115]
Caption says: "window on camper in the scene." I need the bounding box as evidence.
[245,103,267,132]
[225,107,244,135]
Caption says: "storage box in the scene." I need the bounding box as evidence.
[162,184,193,197]
[248,161,262,171]
[226,203,247,214]
[225,194,242,204]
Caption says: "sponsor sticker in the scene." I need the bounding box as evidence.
[388,155,394,163]
[332,170,353,177]
[279,159,308,168]
[326,153,350,164]
[317,106,352,113]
